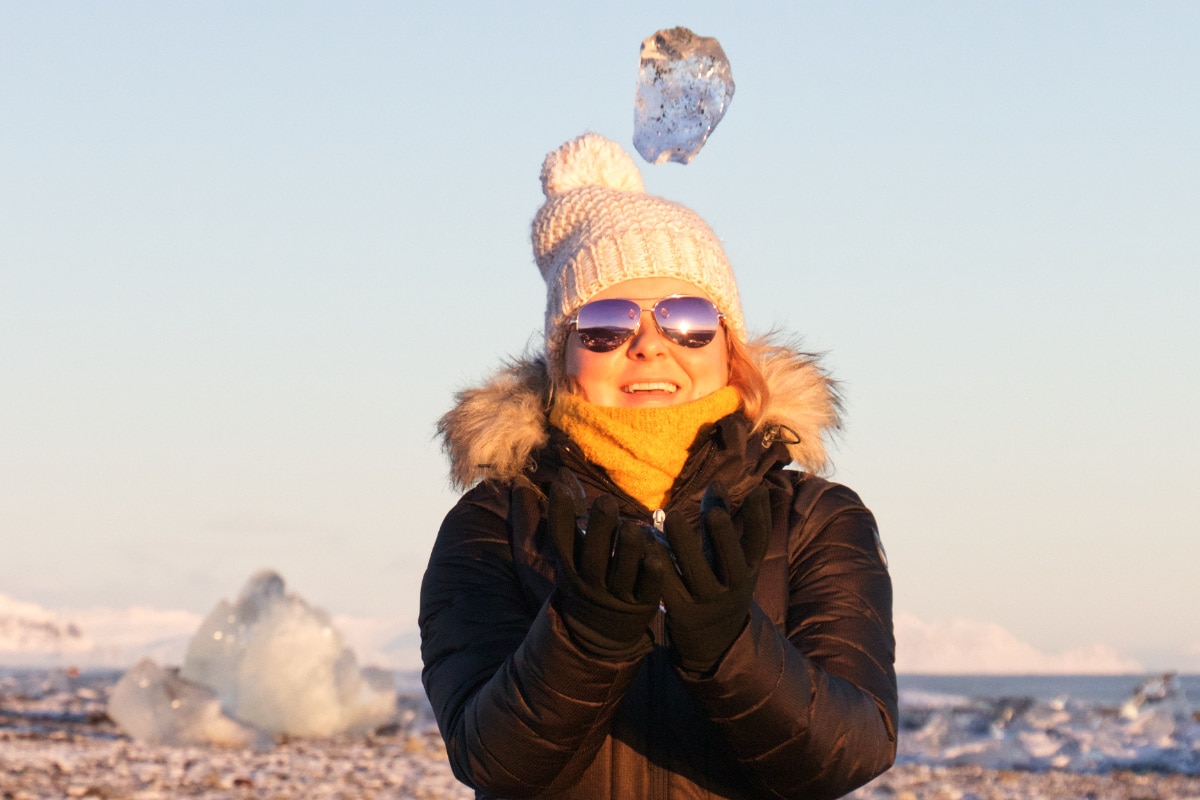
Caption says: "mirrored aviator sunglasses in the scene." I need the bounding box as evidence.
[570,295,725,352]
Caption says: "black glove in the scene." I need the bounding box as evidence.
[547,483,666,659]
[660,483,772,673]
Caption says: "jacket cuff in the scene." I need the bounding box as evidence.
[676,603,811,729]
[518,597,648,702]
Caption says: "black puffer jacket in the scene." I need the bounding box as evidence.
[421,349,896,799]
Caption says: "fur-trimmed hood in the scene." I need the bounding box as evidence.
[437,336,842,491]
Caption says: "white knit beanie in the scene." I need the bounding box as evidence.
[532,133,745,379]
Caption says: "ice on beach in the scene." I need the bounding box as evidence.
[108,659,267,747]
[108,570,396,744]
[633,27,734,165]
[900,673,1200,774]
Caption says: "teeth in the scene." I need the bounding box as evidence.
[623,382,678,393]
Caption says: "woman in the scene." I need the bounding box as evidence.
[420,133,896,800]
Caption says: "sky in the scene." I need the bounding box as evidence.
[2,2,1198,673]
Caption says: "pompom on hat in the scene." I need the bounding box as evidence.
[532,133,745,378]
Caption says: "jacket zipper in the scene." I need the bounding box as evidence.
[559,437,724,799]
[650,438,719,800]
[664,437,719,512]
[560,435,721,520]
[559,443,648,515]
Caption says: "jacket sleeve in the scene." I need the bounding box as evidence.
[419,482,646,798]
[679,479,897,800]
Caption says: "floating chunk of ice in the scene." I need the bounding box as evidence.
[633,27,735,165]
[107,570,397,744]
[108,659,266,747]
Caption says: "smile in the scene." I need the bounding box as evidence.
[622,382,679,394]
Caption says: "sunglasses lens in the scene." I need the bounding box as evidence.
[573,296,722,351]
[655,296,722,347]
[575,299,640,352]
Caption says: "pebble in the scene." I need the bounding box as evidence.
[7,737,1200,800]
[0,730,474,799]
[850,764,1200,800]
[5,669,1200,800]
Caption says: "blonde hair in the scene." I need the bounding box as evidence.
[726,333,770,429]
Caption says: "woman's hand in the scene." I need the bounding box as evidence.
[660,483,771,673]
[547,484,666,659]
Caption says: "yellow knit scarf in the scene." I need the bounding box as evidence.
[549,386,741,510]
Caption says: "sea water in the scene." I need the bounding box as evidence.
[901,673,1200,708]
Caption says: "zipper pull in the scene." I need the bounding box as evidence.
[649,508,672,553]
[649,509,677,567]
[651,508,672,613]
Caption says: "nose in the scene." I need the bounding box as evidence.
[626,309,667,359]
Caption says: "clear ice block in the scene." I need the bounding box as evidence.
[179,569,396,738]
[107,570,397,744]
[634,27,735,165]
[107,658,266,747]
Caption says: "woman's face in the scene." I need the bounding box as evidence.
[564,277,730,408]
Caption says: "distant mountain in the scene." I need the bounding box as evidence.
[894,613,1145,675]
[3,591,1153,675]
[0,592,416,670]
[0,593,197,668]
[0,594,94,665]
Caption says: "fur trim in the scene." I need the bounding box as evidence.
[437,337,841,490]
[436,358,551,491]
[747,336,843,474]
